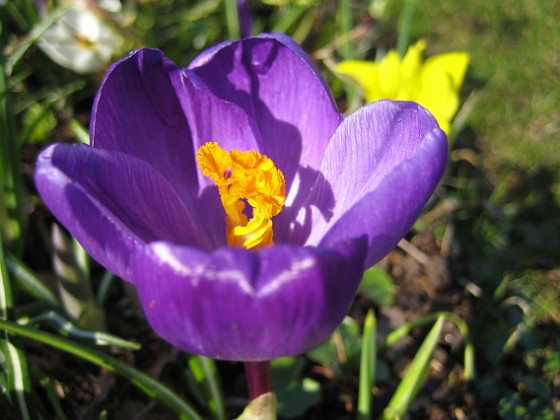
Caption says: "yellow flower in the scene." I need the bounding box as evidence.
[336,40,469,134]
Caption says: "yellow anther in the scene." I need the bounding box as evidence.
[197,142,286,250]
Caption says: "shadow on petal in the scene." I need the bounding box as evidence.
[275,165,335,245]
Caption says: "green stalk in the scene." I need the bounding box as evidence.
[338,0,360,112]
[0,229,32,419]
[382,315,446,419]
[224,0,240,39]
[357,310,377,420]
[0,13,27,251]
[5,251,59,307]
[396,0,416,57]
[51,225,106,331]
[188,355,227,420]
[382,310,474,382]
[339,0,353,59]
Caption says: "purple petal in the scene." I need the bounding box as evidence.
[34,143,214,281]
[308,100,448,266]
[188,33,343,189]
[133,238,367,361]
[165,66,262,192]
[90,49,199,204]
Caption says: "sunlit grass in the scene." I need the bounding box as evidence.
[416,0,560,172]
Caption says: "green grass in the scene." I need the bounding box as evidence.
[415,0,560,173]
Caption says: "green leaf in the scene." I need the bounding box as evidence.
[0,36,28,248]
[382,311,474,383]
[307,316,361,374]
[186,355,226,420]
[357,310,377,420]
[70,119,90,144]
[19,101,56,144]
[224,0,240,39]
[396,0,416,57]
[271,357,321,418]
[271,6,308,33]
[4,7,70,75]
[0,319,203,420]
[5,251,59,307]
[51,224,106,330]
[21,310,140,350]
[382,315,446,419]
[359,266,395,306]
[0,232,33,419]
[36,368,69,420]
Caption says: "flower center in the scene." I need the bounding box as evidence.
[197,142,286,250]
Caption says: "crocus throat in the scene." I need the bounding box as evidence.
[197,142,286,250]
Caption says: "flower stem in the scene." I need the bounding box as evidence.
[243,361,272,400]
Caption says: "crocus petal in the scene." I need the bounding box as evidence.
[90,49,199,203]
[165,66,262,192]
[320,130,447,267]
[188,33,343,189]
[306,100,447,266]
[133,238,367,361]
[34,144,210,281]
[90,48,237,247]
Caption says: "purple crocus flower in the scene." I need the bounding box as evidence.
[35,33,447,361]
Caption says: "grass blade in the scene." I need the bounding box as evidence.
[382,311,474,383]
[357,310,377,420]
[271,6,307,34]
[0,233,33,419]
[4,7,70,75]
[396,0,416,57]
[0,318,204,420]
[37,369,69,420]
[22,310,141,350]
[51,224,106,330]
[96,270,115,307]
[0,28,27,250]
[187,355,227,420]
[338,0,360,112]
[5,251,59,307]
[382,315,446,419]
[224,0,240,39]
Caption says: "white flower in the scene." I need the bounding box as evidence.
[38,8,123,74]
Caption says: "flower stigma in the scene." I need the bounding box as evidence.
[197,142,286,250]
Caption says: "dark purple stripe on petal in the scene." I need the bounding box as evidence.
[133,238,367,360]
